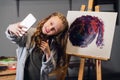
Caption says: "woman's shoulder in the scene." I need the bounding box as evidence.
[27,27,36,35]
[26,27,36,42]
[26,28,36,48]
[28,27,36,33]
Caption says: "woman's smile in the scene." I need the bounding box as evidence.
[45,27,49,33]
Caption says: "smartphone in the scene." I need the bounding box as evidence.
[19,13,37,36]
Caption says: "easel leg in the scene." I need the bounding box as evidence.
[95,3,102,80]
[96,60,102,80]
[78,58,85,80]
[78,0,102,80]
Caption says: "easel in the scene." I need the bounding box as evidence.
[78,0,102,80]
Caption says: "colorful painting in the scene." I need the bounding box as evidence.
[66,11,117,60]
[69,15,104,48]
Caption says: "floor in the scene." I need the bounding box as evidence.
[66,58,120,80]
[1,64,120,80]
[0,72,120,80]
[65,70,120,80]
[65,73,120,80]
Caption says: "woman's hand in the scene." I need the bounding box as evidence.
[40,40,51,60]
[7,22,27,36]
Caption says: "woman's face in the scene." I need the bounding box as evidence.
[42,16,64,36]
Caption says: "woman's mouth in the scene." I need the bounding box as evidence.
[45,28,50,33]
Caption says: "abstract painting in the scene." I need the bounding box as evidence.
[66,11,117,60]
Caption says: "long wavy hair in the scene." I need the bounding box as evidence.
[30,12,69,65]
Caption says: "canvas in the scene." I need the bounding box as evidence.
[66,11,117,60]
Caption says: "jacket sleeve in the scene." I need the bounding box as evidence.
[40,40,62,79]
[40,52,57,80]
[40,54,54,76]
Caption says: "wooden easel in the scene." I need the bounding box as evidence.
[78,0,102,80]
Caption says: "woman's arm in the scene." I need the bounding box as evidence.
[5,22,27,45]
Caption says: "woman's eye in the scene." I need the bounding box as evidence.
[51,28,55,31]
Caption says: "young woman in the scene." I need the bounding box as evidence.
[5,12,69,80]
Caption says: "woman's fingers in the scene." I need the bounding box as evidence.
[15,25,27,36]
[8,22,27,36]
[18,27,27,35]
[40,41,50,53]
[40,41,47,50]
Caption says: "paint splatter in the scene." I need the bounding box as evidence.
[69,15,104,48]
